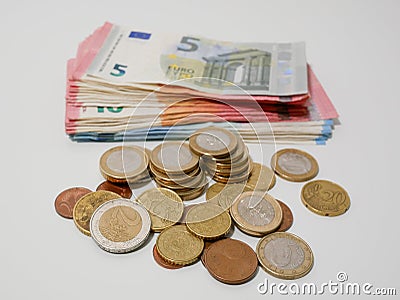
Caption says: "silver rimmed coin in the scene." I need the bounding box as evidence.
[189,127,238,158]
[256,232,314,280]
[271,148,318,182]
[230,191,282,236]
[90,198,151,253]
[151,142,199,174]
[100,146,149,183]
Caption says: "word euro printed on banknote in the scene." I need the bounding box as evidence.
[80,23,308,96]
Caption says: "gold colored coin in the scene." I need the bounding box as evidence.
[271,148,319,182]
[136,188,184,232]
[73,190,120,236]
[257,232,314,280]
[246,163,276,191]
[230,191,282,236]
[217,184,247,211]
[206,183,248,211]
[151,142,199,174]
[205,183,225,205]
[100,146,149,183]
[206,183,226,202]
[156,225,204,265]
[185,203,232,240]
[189,127,238,158]
[301,179,350,216]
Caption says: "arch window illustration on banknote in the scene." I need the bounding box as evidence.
[199,49,271,90]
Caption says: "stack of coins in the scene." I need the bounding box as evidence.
[189,127,253,183]
[149,142,207,201]
[99,145,151,185]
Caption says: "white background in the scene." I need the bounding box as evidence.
[1,0,399,299]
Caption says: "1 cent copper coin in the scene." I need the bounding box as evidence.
[275,200,294,232]
[54,187,92,219]
[203,238,258,284]
[152,244,183,270]
[96,181,132,199]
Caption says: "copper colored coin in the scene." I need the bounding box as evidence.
[203,238,258,284]
[152,244,183,270]
[201,241,214,265]
[96,181,132,199]
[275,200,294,232]
[54,187,92,219]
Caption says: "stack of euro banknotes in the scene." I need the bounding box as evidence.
[66,22,338,144]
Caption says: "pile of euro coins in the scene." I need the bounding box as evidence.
[55,131,351,284]
[189,127,253,184]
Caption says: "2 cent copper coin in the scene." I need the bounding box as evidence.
[203,238,258,284]
[96,181,132,199]
[152,244,183,270]
[275,200,294,232]
[54,187,92,219]
[201,241,214,266]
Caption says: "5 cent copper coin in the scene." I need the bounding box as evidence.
[96,181,132,199]
[54,187,92,219]
[203,238,258,284]
[200,241,214,266]
[275,200,294,232]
